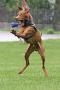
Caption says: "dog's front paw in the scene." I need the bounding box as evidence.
[11,29,16,35]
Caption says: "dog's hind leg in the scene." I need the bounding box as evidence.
[37,41,48,77]
[18,44,34,74]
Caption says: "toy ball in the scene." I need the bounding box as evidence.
[11,22,19,28]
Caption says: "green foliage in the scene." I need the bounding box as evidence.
[5,0,16,10]
[28,0,49,8]
[56,0,60,10]
[41,27,55,34]
[47,29,54,34]
[4,0,49,10]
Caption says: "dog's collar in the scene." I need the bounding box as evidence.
[20,19,34,27]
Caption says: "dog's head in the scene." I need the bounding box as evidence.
[15,7,27,21]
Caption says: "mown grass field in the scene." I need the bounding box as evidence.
[0,40,60,90]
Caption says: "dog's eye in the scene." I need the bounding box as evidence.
[18,13,22,16]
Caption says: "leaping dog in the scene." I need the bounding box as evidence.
[11,0,48,76]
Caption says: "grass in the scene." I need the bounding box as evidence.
[0,40,60,90]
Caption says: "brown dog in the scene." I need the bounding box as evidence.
[11,8,48,76]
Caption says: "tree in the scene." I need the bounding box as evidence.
[55,0,60,10]
[4,0,49,10]
[55,0,60,22]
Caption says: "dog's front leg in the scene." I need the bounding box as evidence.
[11,29,26,39]
[11,29,20,38]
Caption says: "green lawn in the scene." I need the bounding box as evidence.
[0,40,60,90]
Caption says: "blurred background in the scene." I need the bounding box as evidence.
[0,0,60,34]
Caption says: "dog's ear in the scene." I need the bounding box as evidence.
[18,6,22,10]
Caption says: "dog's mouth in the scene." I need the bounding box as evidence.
[20,20,24,22]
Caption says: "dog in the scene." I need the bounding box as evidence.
[11,7,48,76]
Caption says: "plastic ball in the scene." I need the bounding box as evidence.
[11,22,19,28]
